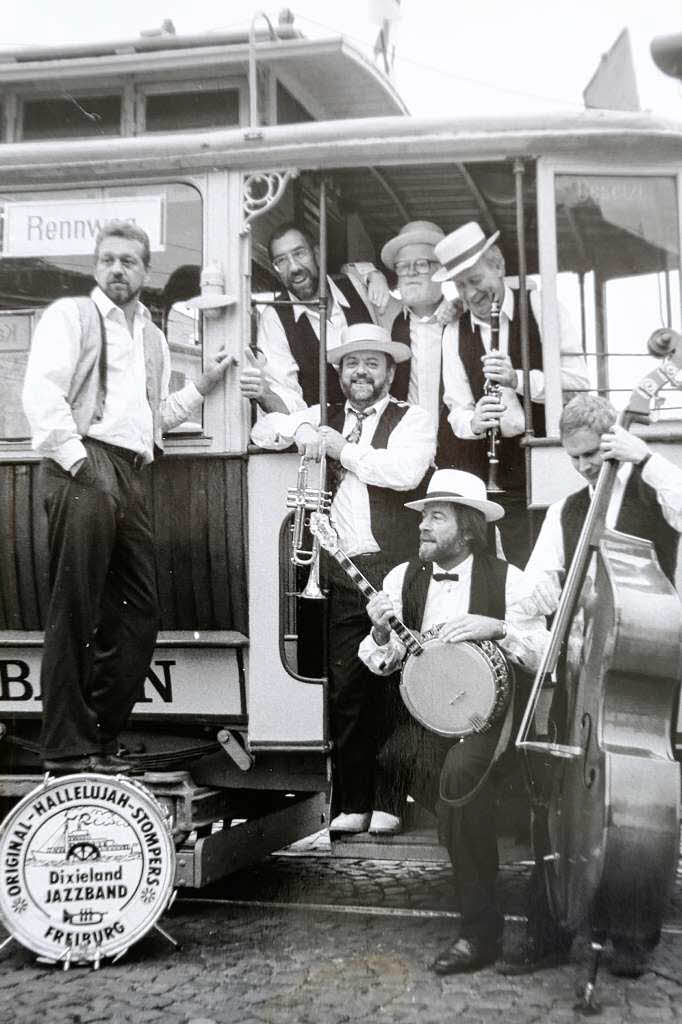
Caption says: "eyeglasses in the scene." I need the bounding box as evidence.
[271,247,311,272]
[394,258,439,277]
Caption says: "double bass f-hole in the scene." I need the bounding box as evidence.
[580,712,596,789]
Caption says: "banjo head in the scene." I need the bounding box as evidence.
[399,639,511,738]
[0,773,175,964]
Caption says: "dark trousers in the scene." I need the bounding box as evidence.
[40,439,160,759]
[326,553,399,814]
[375,715,505,947]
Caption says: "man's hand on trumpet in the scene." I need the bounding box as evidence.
[293,424,347,461]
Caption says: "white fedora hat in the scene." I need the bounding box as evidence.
[381,220,445,270]
[327,322,411,366]
[432,221,500,283]
[405,468,504,522]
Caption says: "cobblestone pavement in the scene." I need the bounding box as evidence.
[1,840,680,1024]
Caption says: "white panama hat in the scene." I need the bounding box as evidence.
[327,322,411,366]
[381,220,445,270]
[405,468,504,522]
[431,221,501,283]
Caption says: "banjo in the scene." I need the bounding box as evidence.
[309,512,511,738]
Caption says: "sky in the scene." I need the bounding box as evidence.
[4,0,682,118]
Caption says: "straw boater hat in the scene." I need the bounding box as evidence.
[405,468,504,522]
[327,323,411,367]
[380,220,445,270]
[432,221,501,283]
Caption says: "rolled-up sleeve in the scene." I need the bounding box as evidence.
[501,564,551,673]
[358,563,409,675]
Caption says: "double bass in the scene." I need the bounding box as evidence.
[518,331,682,1007]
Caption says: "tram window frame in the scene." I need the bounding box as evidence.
[136,78,247,134]
[18,90,124,141]
[0,180,207,449]
[545,165,682,420]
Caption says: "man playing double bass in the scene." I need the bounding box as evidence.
[359,469,550,974]
[520,392,682,976]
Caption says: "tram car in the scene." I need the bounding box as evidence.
[1,13,681,888]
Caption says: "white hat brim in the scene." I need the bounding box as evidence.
[431,231,500,283]
[404,493,504,522]
[327,338,412,366]
[381,229,445,270]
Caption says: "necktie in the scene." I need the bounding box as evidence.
[432,572,459,582]
[328,406,377,493]
[345,406,376,444]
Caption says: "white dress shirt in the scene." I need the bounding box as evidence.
[22,287,202,471]
[256,270,376,414]
[250,395,435,557]
[441,285,588,440]
[358,552,549,674]
[520,452,682,616]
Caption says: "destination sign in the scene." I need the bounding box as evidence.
[0,774,175,964]
[2,196,165,258]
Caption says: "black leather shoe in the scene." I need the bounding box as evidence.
[43,754,135,776]
[100,753,145,776]
[431,937,498,975]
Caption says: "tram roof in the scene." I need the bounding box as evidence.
[1,108,681,177]
[0,29,408,121]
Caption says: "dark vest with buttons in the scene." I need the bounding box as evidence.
[399,551,508,632]
[560,464,679,585]
[327,397,429,565]
[437,288,544,493]
[274,274,372,407]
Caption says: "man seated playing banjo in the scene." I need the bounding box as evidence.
[358,469,549,975]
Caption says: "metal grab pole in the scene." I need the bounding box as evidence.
[318,178,328,426]
[513,159,534,551]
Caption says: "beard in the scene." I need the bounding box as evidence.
[418,532,469,565]
[342,375,385,406]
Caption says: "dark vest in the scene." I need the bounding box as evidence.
[389,311,412,401]
[274,274,372,407]
[400,552,509,632]
[327,398,429,566]
[560,463,679,585]
[437,288,544,493]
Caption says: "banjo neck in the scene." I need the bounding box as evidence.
[326,547,424,657]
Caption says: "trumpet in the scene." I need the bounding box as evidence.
[286,437,332,599]
[485,296,504,494]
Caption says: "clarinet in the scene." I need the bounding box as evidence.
[484,296,504,493]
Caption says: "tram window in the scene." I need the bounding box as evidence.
[144,89,240,133]
[21,95,122,140]
[555,174,681,415]
[0,182,203,442]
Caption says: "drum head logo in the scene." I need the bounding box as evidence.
[0,774,175,963]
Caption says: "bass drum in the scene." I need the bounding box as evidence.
[399,638,511,738]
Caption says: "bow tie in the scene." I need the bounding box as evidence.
[432,572,459,583]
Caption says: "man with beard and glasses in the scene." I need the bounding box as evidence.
[358,469,550,973]
[22,221,232,776]
[240,223,390,414]
[252,323,434,834]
